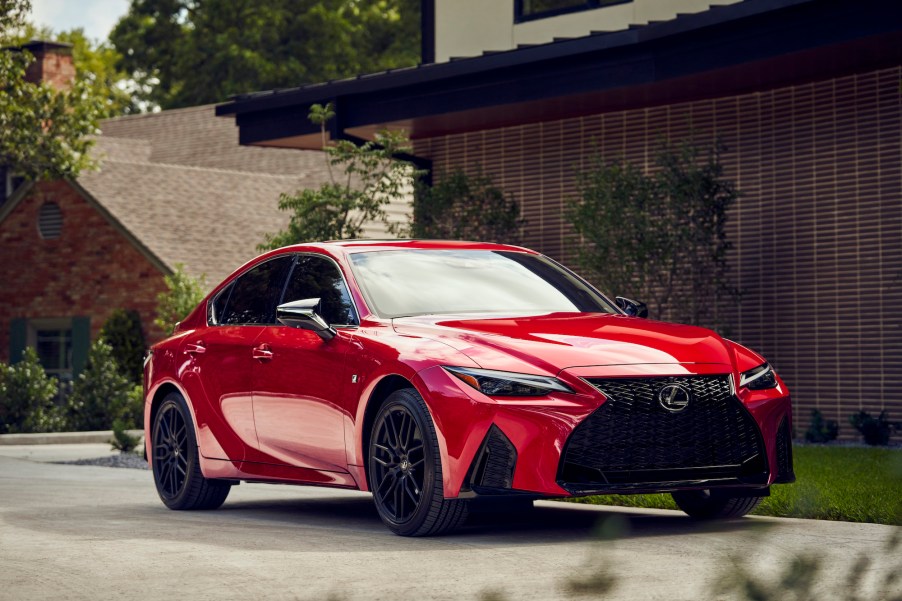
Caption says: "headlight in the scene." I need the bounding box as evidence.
[739,362,778,390]
[443,366,573,397]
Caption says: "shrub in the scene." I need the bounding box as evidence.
[849,411,902,446]
[410,169,524,244]
[154,263,206,336]
[100,309,146,384]
[67,340,133,431]
[805,409,839,443]
[110,419,140,453]
[0,347,65,433]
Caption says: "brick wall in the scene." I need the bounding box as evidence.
[414,66,902,438]
[0,180,168,363]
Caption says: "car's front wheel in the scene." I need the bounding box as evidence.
[368,388,469,536]
[671,489,763,519]
[151,392,231,510]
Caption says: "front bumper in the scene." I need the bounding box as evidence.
[416,364,793,499]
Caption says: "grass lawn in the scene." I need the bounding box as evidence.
[568,445,902,525]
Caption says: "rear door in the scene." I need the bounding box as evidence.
[252,254,358,472]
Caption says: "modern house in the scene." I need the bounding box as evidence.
[0,42,402,384]
[216,0,902,435]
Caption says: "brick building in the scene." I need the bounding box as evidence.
[0,42,351,383]
[217,0,902,435]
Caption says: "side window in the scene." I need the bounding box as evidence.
[281,255,358,326]
[208,282,233,325]
[219,257,292,325]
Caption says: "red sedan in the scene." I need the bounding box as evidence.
[144,240,794,536]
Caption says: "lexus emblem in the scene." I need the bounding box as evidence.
[658,384,691,412]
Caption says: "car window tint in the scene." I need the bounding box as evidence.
[281,255,357,326]
[220,256,292,325]
[208,282,233,325]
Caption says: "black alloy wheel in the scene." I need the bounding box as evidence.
[368,389,468,536]
[151,392,231,510]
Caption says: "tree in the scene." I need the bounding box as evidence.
[0,0,103,180]
[110,0,421,110]
[567,140,740,328]
[259,103,420,249]
[154,263,206,335]
[99,309,146,384]
[410,169,525,245]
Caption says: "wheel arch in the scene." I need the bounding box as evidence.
[360,374,417,490]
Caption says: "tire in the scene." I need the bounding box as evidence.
[151,392,231,510]
[368,388,469,536]
[671,489,763,519]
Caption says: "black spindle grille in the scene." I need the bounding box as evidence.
[559,375,767,491]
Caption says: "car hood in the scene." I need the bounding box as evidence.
[392,313,734,376]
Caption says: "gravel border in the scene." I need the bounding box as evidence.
[57,453,149,470]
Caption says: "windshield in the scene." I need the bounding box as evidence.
[349,250,618,318]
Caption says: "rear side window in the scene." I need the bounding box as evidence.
[208,282,233,325]
[219,256,292,325]
[281,255,358,326]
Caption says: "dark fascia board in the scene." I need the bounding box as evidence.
[215,0,821,118]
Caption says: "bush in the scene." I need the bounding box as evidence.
[66,340,134,431]
[849,410,902,446]
[410,169,524,244]
[805,409,839,443]
[100,309,146,384]
[110,419,140,453]
[0,347,66,433]
[154,263,206,336]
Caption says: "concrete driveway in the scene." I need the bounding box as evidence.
[0,445,898,601]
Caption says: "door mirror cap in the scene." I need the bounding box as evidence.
[276,298,336,341]
[615,296,649,318]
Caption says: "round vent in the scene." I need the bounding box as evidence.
[38,202,63,239]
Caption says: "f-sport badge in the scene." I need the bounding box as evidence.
[658,383,691,412]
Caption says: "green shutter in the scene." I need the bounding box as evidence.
[9,318,26,364]
[71,316,91,376]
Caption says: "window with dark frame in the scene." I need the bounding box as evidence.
[515,0,633,23]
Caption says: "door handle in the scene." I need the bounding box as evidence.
[252,344,273,361]
[185,342,206,355]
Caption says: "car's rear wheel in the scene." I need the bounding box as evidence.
[151,392,231,510]
[368,388,469,536]
[671,489,763,519]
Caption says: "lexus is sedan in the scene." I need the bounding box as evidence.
[144,240,794,536]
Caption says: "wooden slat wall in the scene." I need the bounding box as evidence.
[415,66,902,438]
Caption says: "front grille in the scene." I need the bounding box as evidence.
[559,375,767,492]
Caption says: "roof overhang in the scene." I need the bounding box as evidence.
[216,0,902,149]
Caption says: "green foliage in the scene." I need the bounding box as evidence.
[100,309,146,384]
[66,340,134,431]
[154,263,206,335]
[849,410,902,446]
[110,0,420,110]
[805,409,839,443]
[260,103,421,249]
[567,139,740,328]
[110,419,140,452]
[0,347,63,433]
[571,446,902,525]
[15,23,138,117]
[409,169,524,244]
[0,0,103,180]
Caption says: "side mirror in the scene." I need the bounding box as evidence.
[615,296,648,318]
[277,298,336,341]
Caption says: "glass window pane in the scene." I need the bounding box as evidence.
[220,257,292,325]
[281,256,357,326]
[35,328,72,373]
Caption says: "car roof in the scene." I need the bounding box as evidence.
[281,239,538,255]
